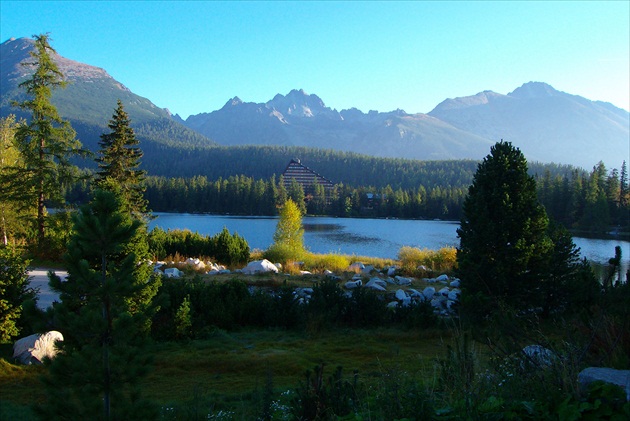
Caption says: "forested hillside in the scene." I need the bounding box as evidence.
[138,144,581,190]
[66,154,629,234]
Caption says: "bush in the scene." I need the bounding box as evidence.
[0,246,36,342]
[302,253,350,273]
[263,243,304,266]
[148,227,250,266]
[212,227,250,266]
[398,246,457,276]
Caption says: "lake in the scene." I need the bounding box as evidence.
[149,213,630,272]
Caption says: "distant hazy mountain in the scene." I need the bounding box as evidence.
[183,89,495,161]
[183,84,628,169]
[0,37,214,160]
[428,82,629,169]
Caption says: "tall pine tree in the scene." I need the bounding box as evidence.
[457,141,553,319]
[95,100,148,219]
[41,190,159,419]
[8,34,83,249]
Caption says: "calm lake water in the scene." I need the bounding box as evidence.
[148,213,630,272]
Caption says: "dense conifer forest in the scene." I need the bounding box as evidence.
[64,148,629,235]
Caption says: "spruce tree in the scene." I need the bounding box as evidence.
[9,34,83,249]
[457,141,553,318]
[41,190,158,419]
[95,100,148,219]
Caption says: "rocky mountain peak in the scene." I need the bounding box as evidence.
[226,96,243,107]
[266,89,328,118]
[509,81,560,99]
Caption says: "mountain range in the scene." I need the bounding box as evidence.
[2,36,628,171]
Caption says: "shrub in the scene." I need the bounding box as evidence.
[148,227,250,266]
[212,227,250,266]
[263,243,304,266]
[398,246,457,275]
[302,252,350,273]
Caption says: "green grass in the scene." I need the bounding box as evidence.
[0,327,449,418]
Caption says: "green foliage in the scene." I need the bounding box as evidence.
[398,246,458,276]
[41,190,158,419]
[95,100,149,218]
[0,246,35,342]
[302,252,351,273]
[8,34,84,250]
[267,199,305,263]
[290,364,360,420]
[0,114,28,246]
[174,295,192,341]
[147,227,250,266]
[212,227,250,266]
[458,141,559,319]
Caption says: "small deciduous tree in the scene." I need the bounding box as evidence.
[265,199,305,263]
[0,115,28,245]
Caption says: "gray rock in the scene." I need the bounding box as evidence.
[578,367,630,401]
[522,345,555,368]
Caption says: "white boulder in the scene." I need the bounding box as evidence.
[522,345,555,368]
[449,279,461,288]
[242,259,279,275]
[438,287,450,296]
[448,289,461,301]
[395,276,412,286]
[344,280,362,289]
[395,289,407,300]
[164,267,183,278]
[578,367,630,401]
[348,262,365,272]
[366,277,387,288]
[436,274,449,283]
[422,287,436,300]
[13,331,64,365]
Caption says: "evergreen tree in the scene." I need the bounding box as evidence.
[96,100,148,219]
[287,178,306,214]
[9,34,83,249]
[457,141,553,318]
[41,190,159,419]
[0,246,36,342]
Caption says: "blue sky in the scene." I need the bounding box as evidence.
[1,1,628,118]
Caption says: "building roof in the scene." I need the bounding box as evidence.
[282,159,334,190]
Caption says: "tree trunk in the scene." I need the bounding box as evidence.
[102,253,111,419]
[37,137,45,249]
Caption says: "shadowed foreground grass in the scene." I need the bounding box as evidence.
[0,327,450,419]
